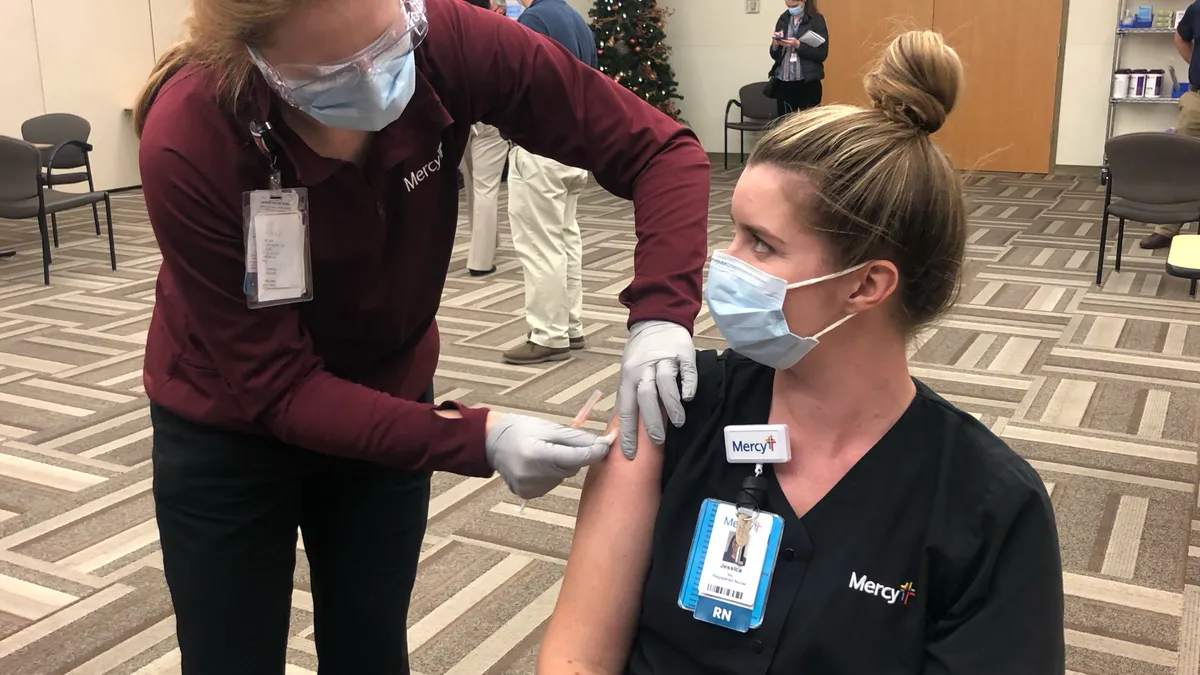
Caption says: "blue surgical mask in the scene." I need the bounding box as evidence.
[787,4,805,15]
[286,52,417,131]
[704,251,867,370]
[248,0,428,132]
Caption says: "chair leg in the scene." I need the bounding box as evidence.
[87,168,101,236]
[91,203,101,236]
[1191,279,1198,297]
[724,128,729,170]
[36,211,52,285]
[1096,209,1110,285]
[740,130,745,165]
[51,213,59,248]
[104,194,116,271]
[1115,218,1125,272]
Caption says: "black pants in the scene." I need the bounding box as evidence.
[151,395,433,675]
[775,79,823,117]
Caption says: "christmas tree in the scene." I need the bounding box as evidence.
[590,0,684,122]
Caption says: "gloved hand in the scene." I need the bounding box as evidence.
[485,412,613,499]
[617,320,698,460]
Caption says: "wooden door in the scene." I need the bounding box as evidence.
[932,0,1065,173]
[818,0,936,107]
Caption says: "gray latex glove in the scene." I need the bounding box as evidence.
[617,320,698,460]
[485,413,612,499]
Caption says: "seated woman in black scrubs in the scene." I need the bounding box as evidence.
[538,31,1065,675]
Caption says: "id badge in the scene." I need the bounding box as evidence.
[242,188,314,308]
[724,424,791,464]
[789,51,799,63]
[678,498,784,632]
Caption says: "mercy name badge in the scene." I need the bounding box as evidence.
[723,424,790,464]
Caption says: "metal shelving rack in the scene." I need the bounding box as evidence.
[1105,16,1180,140]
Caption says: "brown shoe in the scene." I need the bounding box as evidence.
[503,341,570,364]
[1139,233,1174,250]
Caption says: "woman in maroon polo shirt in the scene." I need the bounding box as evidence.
[132,0,710,672]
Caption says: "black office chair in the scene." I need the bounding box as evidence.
[1097,132,1200,285]
[724,83,779,169]
[21,113,101,245]
[0,136,116,285]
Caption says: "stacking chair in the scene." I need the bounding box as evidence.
[724,83,779,169]
[0,136,115,285]
[1097,132,1200,285]
[21,113,101,245]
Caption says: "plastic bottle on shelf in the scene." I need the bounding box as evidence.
[1148,70,1164,97]
[1129,70,1148,98]
[1113,69,1131,99]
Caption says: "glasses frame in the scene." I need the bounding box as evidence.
[248,0,428,105]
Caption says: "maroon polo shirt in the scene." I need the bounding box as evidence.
[138,0,710,476]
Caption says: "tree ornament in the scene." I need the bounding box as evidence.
[590,0,684,122]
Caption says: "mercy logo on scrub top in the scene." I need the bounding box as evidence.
[848,572,917,606]
[403,142,444,192]
[723,424,790,464]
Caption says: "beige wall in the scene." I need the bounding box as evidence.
[566,0,779,158]
[0,0,189,191]
[1,0,1159,189]
[1057,0,1191,167]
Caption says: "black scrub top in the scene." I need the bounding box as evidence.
[626,350,1065,675]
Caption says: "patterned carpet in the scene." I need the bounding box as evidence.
[0,167,1196,674]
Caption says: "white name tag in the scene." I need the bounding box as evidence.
[724,424,790,464]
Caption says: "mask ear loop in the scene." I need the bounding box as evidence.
[794,261,874,340]
[783,260,872,290]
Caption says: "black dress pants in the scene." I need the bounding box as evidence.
[775,79,823,117]
[151,393,433,675]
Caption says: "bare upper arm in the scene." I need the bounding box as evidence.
[537,419,664,675]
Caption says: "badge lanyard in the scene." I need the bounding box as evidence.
[242,120,315,309]
[678,425,789,633]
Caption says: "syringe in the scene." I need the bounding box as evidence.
[518,389,606,514]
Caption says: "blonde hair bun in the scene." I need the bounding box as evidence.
[864,31,963,135]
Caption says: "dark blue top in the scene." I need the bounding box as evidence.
[517,0,598,69]
[1179,2,1200,89]
[626,350,1064,674]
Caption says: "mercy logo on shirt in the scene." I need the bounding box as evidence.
[403,143,444,192]
[848,572,916,606]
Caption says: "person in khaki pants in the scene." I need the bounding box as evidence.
[504,145,590,363]
[460,0,510,276]
[1146,1,1200,249]
[501,0,599,364]
[461,122,509,275]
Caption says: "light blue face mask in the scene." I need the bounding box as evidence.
[704,251,868,370]
[787,4,806,15]
[249,0,428,132]
[285,52,417,131]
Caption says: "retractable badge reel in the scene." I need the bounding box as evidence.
[678,425,789,633]
[243,121,314,309]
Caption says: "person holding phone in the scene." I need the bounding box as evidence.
[767,0,829,117]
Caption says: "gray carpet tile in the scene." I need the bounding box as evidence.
[0,167,1196,673]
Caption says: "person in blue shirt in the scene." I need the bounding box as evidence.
[1143,0,1200,249]
[503,0,600,365]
